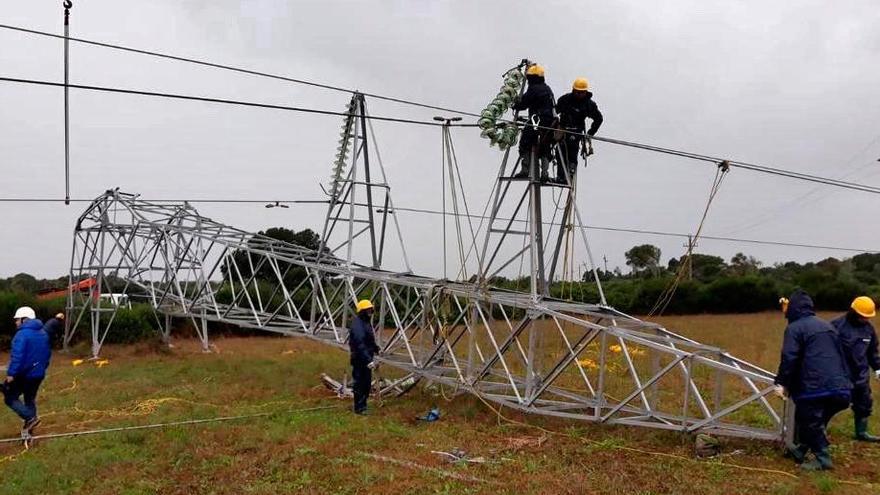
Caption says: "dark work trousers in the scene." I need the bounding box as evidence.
[3,376,43,421]
[518,126,552,172]
[351,360,372,413]
[852,382,873,418]
[794,395,851,453]
[518,126,538,156]
[559,132,582,180]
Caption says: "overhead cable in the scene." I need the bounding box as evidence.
[0,196,873,254]
[0,76,474,128]
[3,23,880,194]
[0,23,476,117]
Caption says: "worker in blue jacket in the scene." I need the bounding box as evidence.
[775,289,853,470]
[832,296,880,442]
[349,300,379,415]
[3,307,54,437]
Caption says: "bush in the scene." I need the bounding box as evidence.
[102,304,159,344]
[701,276,780,313]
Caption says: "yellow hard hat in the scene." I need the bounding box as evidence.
[526,64,545,77]
[572,77,590,91]
[851,296,876,318]
[356,299,374,312]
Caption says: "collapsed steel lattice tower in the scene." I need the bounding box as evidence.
[66,92,792,442]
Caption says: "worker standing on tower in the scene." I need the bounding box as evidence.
[832,296,880,442]
[555,77,603,184]
[512,64,556,181]
[349,300,380,415]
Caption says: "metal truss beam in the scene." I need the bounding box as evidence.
[66,190,791,441]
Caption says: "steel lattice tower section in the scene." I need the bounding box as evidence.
[65,95,793,442]
[319,92,411,272]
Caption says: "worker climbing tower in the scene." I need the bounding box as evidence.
[477,60,605,303]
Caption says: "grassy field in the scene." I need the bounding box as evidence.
[1,312,879,494]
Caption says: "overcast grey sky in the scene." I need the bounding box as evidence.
[2,1,879,279]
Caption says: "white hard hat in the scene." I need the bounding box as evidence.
[13,306,36,320]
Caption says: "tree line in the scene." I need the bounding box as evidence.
[493,243,880,314]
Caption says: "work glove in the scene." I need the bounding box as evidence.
[773,385,786,398]
[55,312,65,320]
[367,361,377,370]
[875,369,880,380]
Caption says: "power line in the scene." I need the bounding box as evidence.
[5,74,880,199]
[0,23,477,118]
[0,76,474,128]
[0,196,873,254]
[3,23,880,195]
[0,197,327,204]
[385,204,879,254]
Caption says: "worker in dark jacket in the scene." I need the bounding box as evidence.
[349,300,380,415]
[3,307,52,437]
[775,289,852,470]
[512,64,556,181]
[832,296,880,442]
[555,77,603,184]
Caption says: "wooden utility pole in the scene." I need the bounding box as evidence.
[683,235,697,280]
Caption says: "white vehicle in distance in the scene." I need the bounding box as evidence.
[99,293,132,309]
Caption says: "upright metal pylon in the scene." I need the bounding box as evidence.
[317,93,410,272]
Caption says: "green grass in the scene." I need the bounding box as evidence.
[0,316,878,494]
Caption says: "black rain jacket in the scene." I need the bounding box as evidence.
[349,313,379,365]
[774,290,852,399]
[556,91,603,136]
[513,76,556,125]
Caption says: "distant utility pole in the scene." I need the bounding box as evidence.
[683,235,698,281]
[603,255,608,273]
[63,0,73,205]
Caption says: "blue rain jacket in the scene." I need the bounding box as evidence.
[775,290,852,400]
[7,318,51,379]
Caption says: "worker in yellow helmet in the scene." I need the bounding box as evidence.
[553,77,603,184]
[831,296,880,442]
[349,299,380,415]
[511,63,556,181]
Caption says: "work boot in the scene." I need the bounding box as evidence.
[800,449,833,471]
[854,417,880,442]
[512,167,530,179]
[512,156,531,179]
[783,441,808,464]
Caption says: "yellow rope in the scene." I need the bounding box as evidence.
[0,449,26,467]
